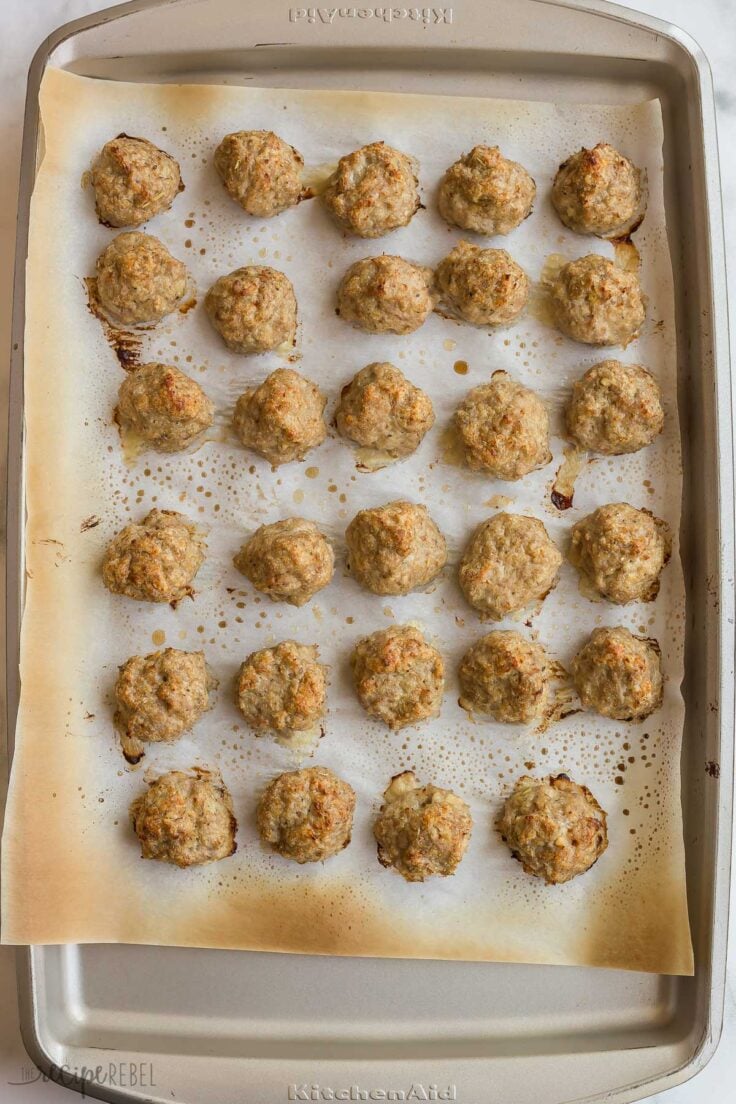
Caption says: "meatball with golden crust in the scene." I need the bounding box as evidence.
[214,130,303,217]
[549,254,646,346]
[96,232,188,326]
[236,640,327,741]
[569,503,671,604]
[257,766,355,864]
[335,362,434,461]
[114,648,216,764]
[496,774,608,885]
[566,360,664,454]
[130,770,237,868]
[454,372,550,480]
[438,145,536,236]
[374,771,472,882]
[116,362,214,453]
[323,141,420,238]
[234,517,334,606]
[346,500,446,596]
[91,134,182,228]
[435,241,529,327]
[351,624,444,730]
[459,512,562,621]
[102,508,205,604]
[459,631,551,723]
[552,143,644,237]
[572,626,663,721]
[205,266,297,354]
[233,367,326,465]
[336,255,436,335]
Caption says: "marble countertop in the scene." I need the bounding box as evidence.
[0,1,733,1101]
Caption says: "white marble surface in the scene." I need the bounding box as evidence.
[0,1,733,1101]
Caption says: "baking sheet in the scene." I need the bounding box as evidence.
[0,67,693,974]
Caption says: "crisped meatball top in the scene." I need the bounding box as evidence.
[374,771,473,882]
[335,362,435,461]
[435,241,529,327]
[214,130,303,217]
[102,508,206,604]
[549,254,646,346]
[572,626,663,721]
[497,774,608,885]
[234,367,326,466]
[346,500,447,596]
[351,624,445,730]
[236,640,327,735]
[257,766,356,864]
[323,141,420,238]
[438,145,536,236]
[566,360,664,454]
[459,630,551,724]
[91,134,182,228]
[205,266,297,354]
[552,143,644,237]
[116,362,214,453]
[130,770,237,868]
[336,255,436,335]
[459,512,562,620]
[454,372,551,481]
[569,502,671,604]
[234,517,334,606]
[95,232,188,326]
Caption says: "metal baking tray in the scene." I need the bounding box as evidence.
[5,1,733,1101]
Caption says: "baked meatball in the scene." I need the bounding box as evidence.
[116,362,214,453]
[435,241,529,326]
[566,360,664,454]
[572,626,663,721]
[102,508,205,603]
[335,362,434,460]
[257,766,355,863]
[91,135,182,228]
[454,372,550,480]
[549,254,646,346]
[114,648,216,763]
[351,624,444,730]
[438,145,536,236]
[496,774,608,885]
[374,771,472,882]
[459,512,562,620]
[95,232,188,326]
[205,266,297,354]
[130,770,236,867]
[346,500,447,596]
[458,631,551,723]
[236,640,327,740]
[214,130,303,217]
[234,517,334,606]
[570,503,671,604]
[233,367,326,465]
[552,143,644,237]
[336,255,436,335]
[322,141,419,238]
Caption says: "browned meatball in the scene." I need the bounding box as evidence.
[130,770,237,867]
[552,143,644,236]
[91,134,182,228]
[438,146,536,236]
[566,360,664,454]
[458,631,551,723]
[102,508,206,603]
[549,254,646,346]
[351,624,444,729]
[374,771,473,882]
[214,130,303,217]
[454,372,550,480]
[236,641,327,743]
[569,503,671,604]
[257,766,355,863]
[323,141,420,237]
[435,241,529,326]
[205,266,297,354]
[96,232,188,326]
[336,255,436,335]
[233,367,326,465]
[334,362,435,461]
[116,362,214,453]
[346,500,447,596]
[571,626,662,721]
[234,517,334,606]
[459,513,562,620]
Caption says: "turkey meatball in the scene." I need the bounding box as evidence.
[236,641,327,743]
[459,512,562,620]
[459,631,551,723]
[335,362,434,461]
[205,266,297,354]
[234,517,334,606]
[336,255,436,335]
[91,134,182,228]
[214,130,303,217]
[435,241,529,326]
[233,367,326,465]
[374,771,472,882]
[323,141,420,238]
[257,766,355,863]
[496,774,608,884]
[566,360,664,454]
[552,143,644,237]
[102,508,205,604]
[549,254,646,346]
[116,362,214,453]
[114,648,216,763]
[454,372,550,480]
[351,624,444,730]
[571,626,662,721]
[130,770,236,867]
[95,232,188,326]
[345,500,446,596]
[438,145,536,236]
[569,502,671,604]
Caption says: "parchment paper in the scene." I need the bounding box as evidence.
[1,67,693,974]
